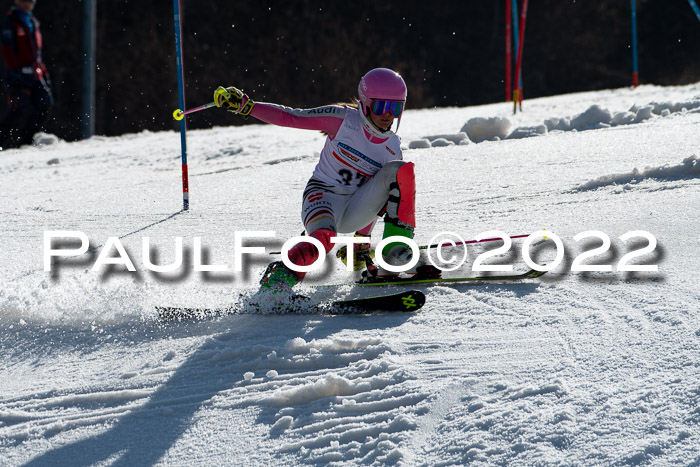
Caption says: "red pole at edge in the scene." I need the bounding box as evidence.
[513,0,529,113]
[506,0,512,102]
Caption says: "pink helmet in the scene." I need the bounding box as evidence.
[357,68,407,115]
[357,68,407,139]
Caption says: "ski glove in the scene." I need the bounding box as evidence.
[213,86,255,116]
[336,233,373,271]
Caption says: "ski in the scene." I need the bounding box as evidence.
[156,289,425,322]
[330,268,548,288]
[330,289,425,314]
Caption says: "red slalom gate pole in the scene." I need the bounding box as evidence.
[513,0,529,113]
[506,0,512,102]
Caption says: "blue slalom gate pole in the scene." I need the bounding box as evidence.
[173,0,189,211]
[631,0,639,88]
[688,0,700,23]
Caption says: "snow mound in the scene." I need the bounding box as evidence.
[574,155,700,191]
[426,132,470,145]
[408,132,470,149]
[544,116,572,131]
[506,124,548,140]
[264,372,359,406]
[33,132,60,146]
[429,138,454,147]
[408,138,431,149]
[569,104,613,130]
[460,116,512,143]
[408,95,700,149]
[520,97,700,136]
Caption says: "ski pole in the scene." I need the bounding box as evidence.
[269,233,532,255]
[420,233,530,250]
[172,101,217,121]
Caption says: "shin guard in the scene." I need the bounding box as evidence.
[382,162,416,255]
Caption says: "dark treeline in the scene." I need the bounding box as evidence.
[3,0,699,141]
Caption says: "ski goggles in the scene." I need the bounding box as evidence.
[369,100,405,117]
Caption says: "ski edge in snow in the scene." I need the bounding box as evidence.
[156,289,426,322]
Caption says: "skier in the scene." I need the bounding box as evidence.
[214,68,436,292]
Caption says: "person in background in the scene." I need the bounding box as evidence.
[0,0,52,149]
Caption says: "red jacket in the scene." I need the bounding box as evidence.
[0,7,48,82]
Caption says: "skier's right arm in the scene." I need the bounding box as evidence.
[213,85,345,138]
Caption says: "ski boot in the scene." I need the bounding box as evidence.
[380,244,441,279]
[258,261,299,293]
[252,261,310,312]
[359,246,441,283]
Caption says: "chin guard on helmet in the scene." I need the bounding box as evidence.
[360,110,396,141]
[358,68,407,139]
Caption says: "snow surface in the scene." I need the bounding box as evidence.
[1,82,699,465]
